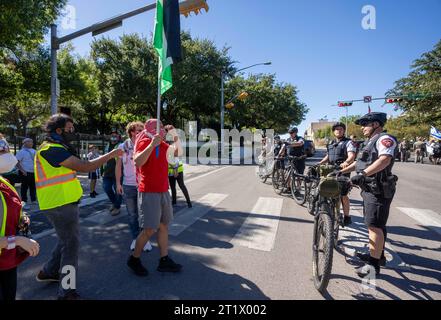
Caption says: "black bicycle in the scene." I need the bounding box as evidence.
[306,165,352,293]
[272,155,307,204]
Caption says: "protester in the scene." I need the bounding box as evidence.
[15,138,37,210]
[87,145,100,198]
[167,140,192,208]
[34,114,123,300]
[0,135,40,301]
[116,122,152,252]
[102,132,123,216]
[127,119,183,277]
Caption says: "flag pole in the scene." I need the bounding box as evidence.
[156,74,161,157]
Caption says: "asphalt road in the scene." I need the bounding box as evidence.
[16,151,441,300]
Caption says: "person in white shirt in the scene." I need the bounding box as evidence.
[116,122,152,252]
[15,138,37,210]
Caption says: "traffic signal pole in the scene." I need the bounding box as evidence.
[50,0,208,115]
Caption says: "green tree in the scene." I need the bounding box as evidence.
[224,74,308,133]
[0,0,67,51]
[388,40,441,127]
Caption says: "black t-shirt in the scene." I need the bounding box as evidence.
[40,146,73,168]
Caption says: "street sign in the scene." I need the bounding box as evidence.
[364,96,372,103]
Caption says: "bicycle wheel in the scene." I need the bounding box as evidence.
[291,171,306,205]
[332,202,341,249]
[272,168,283,194]
[312,212,334,293]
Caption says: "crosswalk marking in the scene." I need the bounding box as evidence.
[397,207,441,237]
[169,193,229,237]
[340,207,410,270]
[231,197,284,252]
[84,208,128,225]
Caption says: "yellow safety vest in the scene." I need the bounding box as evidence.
[0,176,22,255]
[34,142,83,211]
[168,161,184,175]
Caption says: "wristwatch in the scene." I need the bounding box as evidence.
[7,236,16,250]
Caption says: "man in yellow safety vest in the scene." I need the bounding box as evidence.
[34,114,123,300]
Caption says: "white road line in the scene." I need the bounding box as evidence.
[185,166,230,184]
[396,207,441,237]
[340,207,411,270]
[231,197,284,252]
[169,193,229,237]
[84,209,128,224]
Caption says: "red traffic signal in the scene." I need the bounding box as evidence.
[338,101,353,107]
[386,97,403,104]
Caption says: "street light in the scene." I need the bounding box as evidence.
[220,61,271,156]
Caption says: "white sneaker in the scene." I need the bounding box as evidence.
[143,241,153,252]
[130,240,136,251]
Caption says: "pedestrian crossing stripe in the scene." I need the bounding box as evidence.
[169,193,229,237]
[396,207,441,237]
[231,197,284,252]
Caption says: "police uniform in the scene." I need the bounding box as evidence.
[327,137,357,196]
[286,135,306,174]
[354,114,398,241]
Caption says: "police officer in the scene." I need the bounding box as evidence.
[284,127,306,174]
[318,122,357,226]
[340,112,398,278]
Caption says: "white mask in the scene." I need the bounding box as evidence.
[0,152,18,174]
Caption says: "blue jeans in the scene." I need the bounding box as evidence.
[123,185,140,239]
[103,177,122,209]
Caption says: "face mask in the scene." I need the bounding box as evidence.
[62,131,77,143]
[0,152,18,174]
[110,137,118,143]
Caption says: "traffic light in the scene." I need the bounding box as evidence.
[238,92,249,101]
[180,0,209,17]
[225,102,235,109]
[385,97,403,104]
[338,101,353,107]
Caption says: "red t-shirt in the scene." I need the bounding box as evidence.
[135,137,170,193]
[0,179,28,271]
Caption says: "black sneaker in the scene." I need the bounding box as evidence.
[36,270,60,283]
[157,256,182,273]
[127,256,149,277]
[356,252,386,267]
[355,264,380,278]
[343,216,352,226]
[90,192,96,198]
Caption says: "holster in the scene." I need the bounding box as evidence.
[381,175,398,199]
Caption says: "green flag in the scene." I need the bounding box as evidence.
[153,0,182,95]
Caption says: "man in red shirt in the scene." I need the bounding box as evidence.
[127,119,183,276]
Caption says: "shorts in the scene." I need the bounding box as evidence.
[361,191,394,229]
[339,173,351,196]
[293,159,305,175]
[88,171,99,180]
[138,192,173,230]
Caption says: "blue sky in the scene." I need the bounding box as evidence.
[48,0,441,134]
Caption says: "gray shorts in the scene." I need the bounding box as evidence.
[138,192,173,230]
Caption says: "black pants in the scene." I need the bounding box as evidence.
[169,173,191,205]
[20,171,36,202]
[0,267,17,302]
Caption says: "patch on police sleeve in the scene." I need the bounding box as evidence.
[381,138,394,148]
